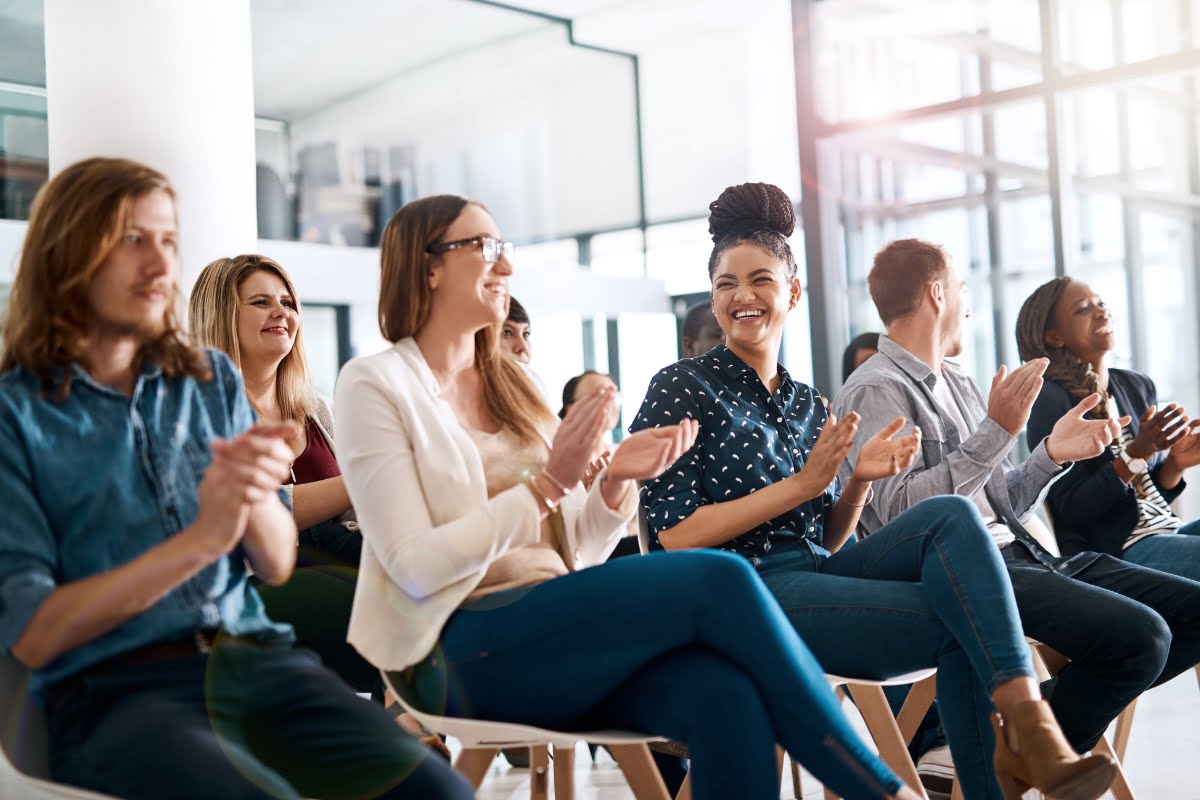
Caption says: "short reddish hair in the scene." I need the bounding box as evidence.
[868,239,950,324]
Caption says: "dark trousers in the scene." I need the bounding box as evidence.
[398,550,902,800]
[1005,545,1200,751]
[47,640,472,800]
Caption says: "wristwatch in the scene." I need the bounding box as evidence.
[1119,449,1148,475]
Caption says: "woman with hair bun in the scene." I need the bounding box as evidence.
[1018,277,1200,572]
[631,183,1115,800]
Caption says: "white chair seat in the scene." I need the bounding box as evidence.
[1,655,119,799]
[380,670,671,800]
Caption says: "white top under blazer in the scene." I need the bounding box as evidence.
[334,337,637,670]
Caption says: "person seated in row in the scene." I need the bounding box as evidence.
[333,193,926,800]
[836,238,1200,796]
[500,295,533,365]
[0,157,472,800]
[681,301,725,358]
[1017,277,1200,576]
[188,254,378,699]
[843,331,880,382]
[631,182,1114,800]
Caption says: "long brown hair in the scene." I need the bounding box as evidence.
[1015,276,1110,420]
[0,157,209,395]
[189,254,317,423]
[378,195,554,444]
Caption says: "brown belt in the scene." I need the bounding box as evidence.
[46,630,222,715]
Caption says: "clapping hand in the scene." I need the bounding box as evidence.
[607,419,700,483]
[987,359,1048,436]
[192,421,297,554]
[1127,404,1191,460]
[852,417,922,481]
[1166,422,1200,471]
[793,412,860,499]
[1045,394,1130,464]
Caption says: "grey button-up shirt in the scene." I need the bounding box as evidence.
[832,335,1100,576]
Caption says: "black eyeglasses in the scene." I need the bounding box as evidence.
[426,234,515,265]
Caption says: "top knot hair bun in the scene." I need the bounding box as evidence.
[707,182,796,243]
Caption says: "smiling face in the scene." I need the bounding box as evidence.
[87,188,178,340]
[236,269,299,369]
[710,242,800,355]
[427,204,512,331]
[1044,279,1114,361]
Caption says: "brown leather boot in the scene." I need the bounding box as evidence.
[991,700,1116,800]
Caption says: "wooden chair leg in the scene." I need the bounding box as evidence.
[897,673,938,744]
[609,743,671,800]
[453,747,498,788]
[552,745,576,800]
[529,745,550,800]
[1111,697,1138,763]
[1194,662,1200,690]
[674,770,691,800]
[775,744,786,787]
[847,684,928,800]
[790,754,804,800]
[1092,736,1136,800]
[950,778,964,800]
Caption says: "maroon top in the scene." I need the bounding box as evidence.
[288,417,341,485]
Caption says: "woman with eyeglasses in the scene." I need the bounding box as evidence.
[333,195,924,800]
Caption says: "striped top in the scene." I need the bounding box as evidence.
[1109,398,1180,549]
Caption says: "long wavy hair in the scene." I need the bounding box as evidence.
[378,195,554,444]
[0,157,209,396]
[1015,276,1110,420]
[189,254,317,424]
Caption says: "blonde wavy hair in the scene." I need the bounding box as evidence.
[379,195,554,444]
[1,157,209,395]
[189,254,316,423]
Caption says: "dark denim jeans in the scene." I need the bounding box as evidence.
[1122,519,1200,582]
[399,550,902,800]
[48,640,470,800]
[757,495,1034,800]
[1004,542,1200,751]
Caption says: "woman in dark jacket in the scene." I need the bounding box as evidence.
[1018,277,1200,577]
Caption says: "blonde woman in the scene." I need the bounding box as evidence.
[334,194,923,800]
[189,255,371,692]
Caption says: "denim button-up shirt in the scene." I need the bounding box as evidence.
[630,345,838,560]
[0,351,293,691]
[833,335,1098,576]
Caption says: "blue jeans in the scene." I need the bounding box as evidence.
[1122,519,1200,582]
[1004,542,1200,751]
[399,550,902,800]
[756,495,1034,800]
[47,640,471,800]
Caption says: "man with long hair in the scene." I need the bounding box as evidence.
[0,157,471,800]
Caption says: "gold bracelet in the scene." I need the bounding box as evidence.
[540,469,572,498]
[844,484,874,508]
[525,475,557,513]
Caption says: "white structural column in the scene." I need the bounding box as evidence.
[43,0,258,286]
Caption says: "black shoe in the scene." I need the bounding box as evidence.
[501,747,531,768]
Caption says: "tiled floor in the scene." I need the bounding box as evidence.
[472,669,1200,799]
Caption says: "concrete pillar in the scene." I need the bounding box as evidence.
[43,0,258,286]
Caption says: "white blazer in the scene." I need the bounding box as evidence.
[334,338,637,670]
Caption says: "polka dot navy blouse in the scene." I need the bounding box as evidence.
[629,345,839,559]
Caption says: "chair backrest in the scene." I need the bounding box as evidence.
[1029,503,1061,557]
[0,654,50,779]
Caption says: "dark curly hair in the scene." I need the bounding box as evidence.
[1015,277,1111,420]
[706,182,798,280]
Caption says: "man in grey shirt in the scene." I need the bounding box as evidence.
[835,238,1200,763]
